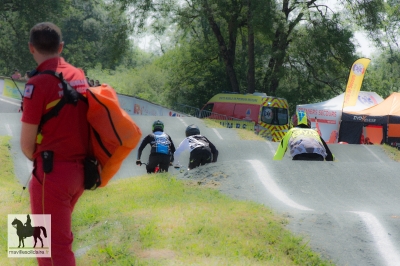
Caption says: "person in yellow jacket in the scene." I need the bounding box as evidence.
[274,111,335,161]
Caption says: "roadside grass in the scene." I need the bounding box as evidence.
[203,119,225,128]
[0,136,36,266]
[73,175,334,266]
[0,136,334,265]
[203,119,266,141]
[381,144,400,162]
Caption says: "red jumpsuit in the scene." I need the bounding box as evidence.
[22,57,89,266]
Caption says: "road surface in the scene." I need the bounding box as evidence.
[2,112,399,266]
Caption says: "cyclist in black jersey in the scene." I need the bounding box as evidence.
[136,120,176,173]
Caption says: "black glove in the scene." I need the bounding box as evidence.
[136,160,141,165]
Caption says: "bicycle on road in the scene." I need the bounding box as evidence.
[137,161,160,173]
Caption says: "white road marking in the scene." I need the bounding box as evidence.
[265,141,276,155]
[0,97,20,106]
[5,124,12,136]
[350,211,400,266]
[363,145,384,163]
[248,159,314,211]
[212,128,223,140]
[178,117,187,127]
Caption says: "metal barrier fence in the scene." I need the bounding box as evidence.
[174,104,201,118]
[174,104,256,131]
[175,104,242,121]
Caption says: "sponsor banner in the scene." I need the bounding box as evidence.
[341,113,388,124]
[298,107,338,119]
[213,119,255,130]
[310,118,337,124]
[3,78,24,100]
[208,94,263,105]
[343,58,371,108]
[8,214,51,258]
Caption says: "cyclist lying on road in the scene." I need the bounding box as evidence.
[174,124,218,170]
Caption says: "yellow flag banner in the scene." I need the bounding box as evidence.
[343,58,371,108]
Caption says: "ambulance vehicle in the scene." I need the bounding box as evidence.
[201,92,290,141]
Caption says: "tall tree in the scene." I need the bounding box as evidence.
[60,0,131,70]
[276,18,359,112]
[0,0,65,74]
[115,0,249,92]
[0,0,131,75]
[246,0,255,93]
[116,0,387,111]
[263,0,385,96]
[363,51,400,98]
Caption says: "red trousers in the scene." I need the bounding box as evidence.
[29,158,84,266]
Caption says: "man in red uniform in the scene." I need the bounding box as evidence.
[20,22,89,266]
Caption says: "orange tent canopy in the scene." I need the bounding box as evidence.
[346,92,400,117]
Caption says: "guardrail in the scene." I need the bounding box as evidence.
[173,104,201,118]
[174,104,242,121]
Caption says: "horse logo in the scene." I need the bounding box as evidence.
[11,214,47,248]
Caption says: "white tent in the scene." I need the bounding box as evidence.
[296,91,384,143]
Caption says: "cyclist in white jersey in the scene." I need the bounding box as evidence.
[174,124,218,169]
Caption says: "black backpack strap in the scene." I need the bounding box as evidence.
[38,70,87,130]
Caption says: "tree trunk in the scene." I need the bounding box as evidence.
[263,0,296,95]
[203,0,240,92]
[247,0,255,94]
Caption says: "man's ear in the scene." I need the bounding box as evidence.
[58,42,64,54]
[28,42,35,54]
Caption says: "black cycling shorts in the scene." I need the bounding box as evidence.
[293,153,324,161]
[147,153,171,173]
[189,146,212,170]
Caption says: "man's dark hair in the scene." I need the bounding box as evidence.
[29,22,62,54]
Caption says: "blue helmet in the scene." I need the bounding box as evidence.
[292,111,311,128]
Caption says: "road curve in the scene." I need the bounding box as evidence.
[3,113,400,266]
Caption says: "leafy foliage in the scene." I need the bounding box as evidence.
[159,38,230,109]
[0,0,65,74]
[0,0,131,76]
[113,0,384,110]
[59,0,132,71]
[3,0,400,114]
[86,53,169,106]
[363,51,400,98]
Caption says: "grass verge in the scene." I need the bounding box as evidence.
[73,175,334,265]
[0,136,36,266]
[381,144,400,162]
[1,136,335,265]
[203,119,266,141]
